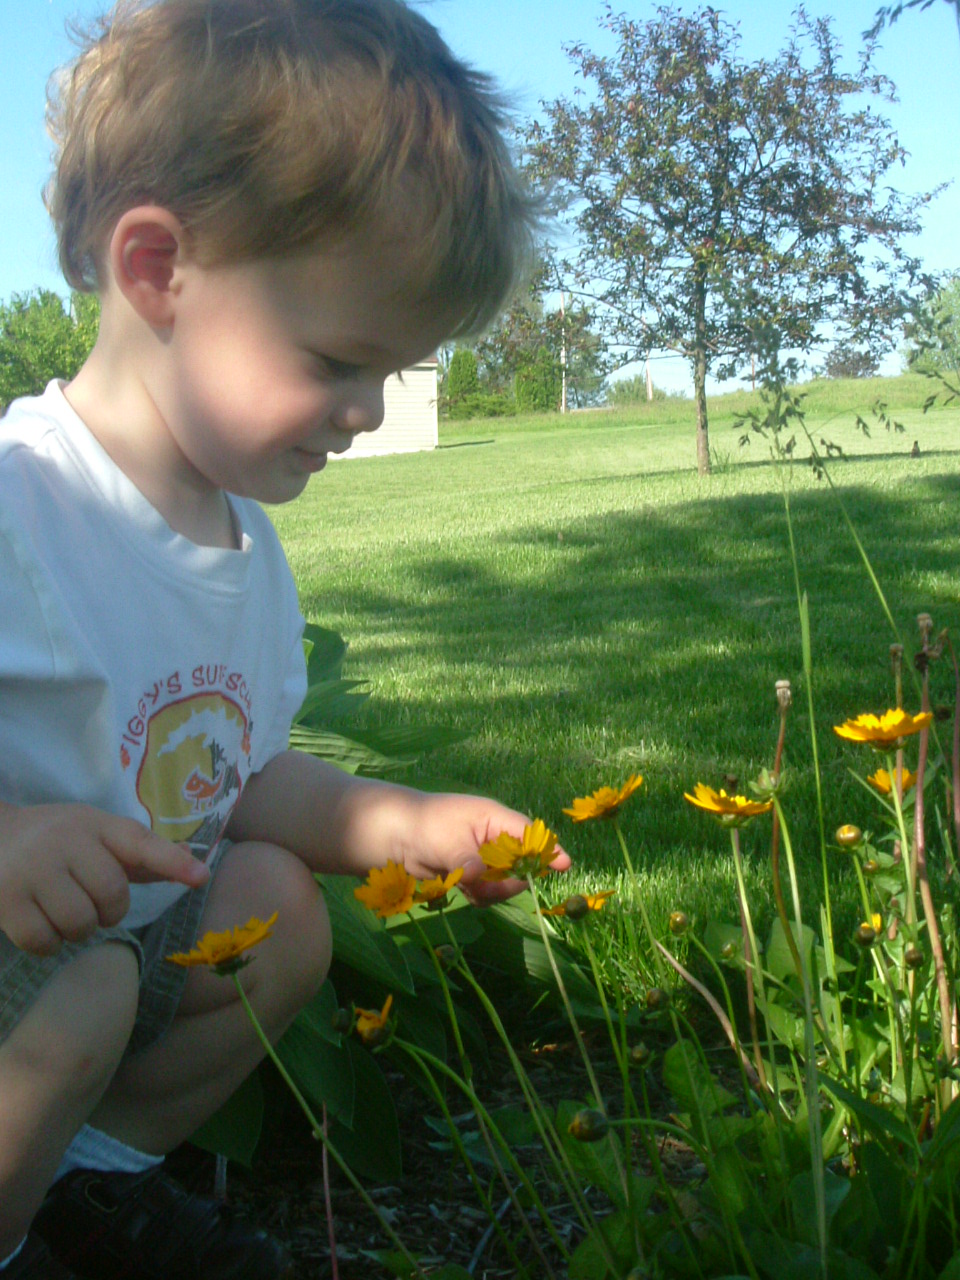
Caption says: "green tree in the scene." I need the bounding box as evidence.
[0,290,99,408]
[514,346,561,412]
[903,272,960,385]
[444,347,480,402]
[819,342,880,380]
[526,6,936,472]
[474,264,606,408]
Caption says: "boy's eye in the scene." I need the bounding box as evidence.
[310,352,361,380]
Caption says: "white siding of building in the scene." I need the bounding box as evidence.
[330,360,438,459]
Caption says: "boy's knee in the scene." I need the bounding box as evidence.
[267,851,332,999]
[1,943,139,1103]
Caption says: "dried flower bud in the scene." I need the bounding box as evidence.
[904,945,924,970]
[917,613,933,640]
[668,911,689,936]
[645,986,670,1011]
[568,1108,609,1142]
[562,894,590,921]
[433,945,458,969]
[862,859,879,875]
[835,824,863,849]
[724,773,739,791]
[854,923,877,948]
[775,679,792,711]
[889,644,903,660]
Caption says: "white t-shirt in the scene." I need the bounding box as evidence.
[0,381,307,928]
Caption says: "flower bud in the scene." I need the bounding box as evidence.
[775,679,792,711]
[720,940,738,962]
[904,944,924,970]
[862,859,879,875]
[331,1007,353,1033]
[835,824,863,849]
[645,987,670,1011]
[562,894,590,921]
[568,1108,609,1142]
[854,923,877,948]
[629,1042,651,1067]
[434,945,458,969]
[668,911,689,936]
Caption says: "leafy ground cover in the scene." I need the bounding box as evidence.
[272,374,960,944]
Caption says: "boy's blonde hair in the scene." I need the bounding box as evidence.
[46,0,538,335]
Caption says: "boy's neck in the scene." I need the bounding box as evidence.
[63,352,239,552]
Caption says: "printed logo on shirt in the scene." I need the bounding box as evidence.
[120,668,254,848]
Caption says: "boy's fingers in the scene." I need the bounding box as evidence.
[100,818,210,886]
[2,901,62,957]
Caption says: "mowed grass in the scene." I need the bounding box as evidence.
[271,375,960,943]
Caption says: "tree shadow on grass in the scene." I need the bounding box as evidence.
[296,469,960,928]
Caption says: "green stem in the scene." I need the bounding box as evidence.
[231,975,427,1280]
[614,817,668,985]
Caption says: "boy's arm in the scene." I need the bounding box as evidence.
[0,799,209,955]
[226,750,570,902]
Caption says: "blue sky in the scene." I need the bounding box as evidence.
[2,0,957,390]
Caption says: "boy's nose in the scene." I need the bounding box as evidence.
[333,381,385,435]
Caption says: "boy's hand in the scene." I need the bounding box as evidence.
[393,791,572,906]
[0,802,209,956]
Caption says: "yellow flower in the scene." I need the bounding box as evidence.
[683,782,773,824]
[543,890,616,917]
[355,994,393,1046]
[867,767,917,795]
[864,913,883,933]
[563,775,643,822]
[478,819,558,882]
[413,867,465,904]
[167,913,278,973]
[354,860,418,918]
[833,709,933,750]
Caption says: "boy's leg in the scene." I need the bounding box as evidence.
[35,842,329,1279]
[92,840,331,1153]
[0,942,139,1258]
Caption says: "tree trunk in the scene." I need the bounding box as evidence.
[693,347,710,475]
[692,274,711,475]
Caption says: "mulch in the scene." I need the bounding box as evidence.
[167,1025,679,1280]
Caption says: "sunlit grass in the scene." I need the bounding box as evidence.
[272,374,960,947]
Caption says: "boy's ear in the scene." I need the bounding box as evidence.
[109,208,185,328]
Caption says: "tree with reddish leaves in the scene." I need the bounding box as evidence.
[525,6,938,472]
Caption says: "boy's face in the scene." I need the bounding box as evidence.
[156,236,454,504]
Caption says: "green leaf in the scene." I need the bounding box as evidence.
[276,1013,355,1129]
[818,1076,917,1164]
[293,677,368,726]
[319,875,415,994]
[326,1038,402,1182]
[789,1166,850,1248]
[188,1069,263,1167]
[924,1091,960,1169]
[302,621,347,683]
[765,916,818,985]
[568,1206,639,1279]
[287,725,398,774]
[662,1041,738,1119]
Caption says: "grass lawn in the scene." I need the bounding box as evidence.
[271,374,960,948]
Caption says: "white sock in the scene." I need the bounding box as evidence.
[0,1239,26,1270]
[53,1123,164,1184]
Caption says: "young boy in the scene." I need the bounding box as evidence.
[0,2,566,1276]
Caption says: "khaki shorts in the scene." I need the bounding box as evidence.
[0,840,229,1057]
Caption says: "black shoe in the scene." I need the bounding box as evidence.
[33,1167,292,1280]
[2,1233,78,1278]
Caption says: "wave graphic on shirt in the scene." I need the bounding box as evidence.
[136,694,248,844]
